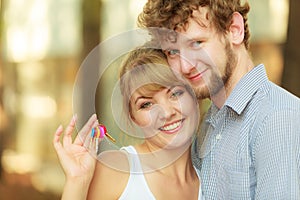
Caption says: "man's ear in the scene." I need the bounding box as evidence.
[229,12,245,45]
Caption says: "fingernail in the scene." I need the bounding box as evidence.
[57,125,63,131]
[73,114,78,119]
[91,114,97,121]
[72,114,78,122]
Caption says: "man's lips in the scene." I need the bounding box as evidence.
[158,119,184,134]
[187,69,208,82]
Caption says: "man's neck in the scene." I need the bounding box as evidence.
[212,51,255,109]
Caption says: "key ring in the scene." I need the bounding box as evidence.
[89,124,116,154]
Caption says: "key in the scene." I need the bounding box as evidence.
[89,124,116,154]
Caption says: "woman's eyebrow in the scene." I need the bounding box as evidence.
[134,95,152,105]
[166,86,177,94]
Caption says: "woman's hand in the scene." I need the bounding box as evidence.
[53,114,98,182]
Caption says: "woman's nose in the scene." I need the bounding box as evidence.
[157,102,176,120]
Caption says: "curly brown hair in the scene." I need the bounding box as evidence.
[137,0,251,49]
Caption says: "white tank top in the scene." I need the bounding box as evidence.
[118,146,204,200]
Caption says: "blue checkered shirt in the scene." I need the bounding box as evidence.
[192,64,300,199]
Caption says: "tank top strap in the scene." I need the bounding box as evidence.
[118,146,156,200]
[120,145,144,174]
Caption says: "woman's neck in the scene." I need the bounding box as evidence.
[159,148,195,180]
[135,143,194,176]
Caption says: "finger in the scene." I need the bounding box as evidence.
[78,118,99,152]
[92,119,99,128]
[63,115,77,147]
[65,114,77,136]
[74,114,98,145]
[53,125,64,150]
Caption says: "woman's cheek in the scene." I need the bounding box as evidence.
[134,112,153,128]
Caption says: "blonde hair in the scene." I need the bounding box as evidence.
[119,46,194,126]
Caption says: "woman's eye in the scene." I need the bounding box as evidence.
[191,41,202,48]
[140,102,153,109]
[171,89,184,98]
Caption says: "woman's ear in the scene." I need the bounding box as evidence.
[229,12,245,45]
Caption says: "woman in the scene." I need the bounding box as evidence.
[53,46,204,199]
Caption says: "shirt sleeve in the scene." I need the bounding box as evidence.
[254,110,300,199]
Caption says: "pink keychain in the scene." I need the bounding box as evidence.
[89,124,116,153]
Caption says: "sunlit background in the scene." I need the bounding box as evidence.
[0,0,299,199]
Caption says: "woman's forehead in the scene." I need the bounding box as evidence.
[130,83,166,97]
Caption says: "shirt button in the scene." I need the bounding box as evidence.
[216,134,222,140]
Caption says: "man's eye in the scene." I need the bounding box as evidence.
[140,102,153,109]
[191,41,202,48]
[167,49,180,57]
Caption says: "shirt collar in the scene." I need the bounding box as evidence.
[225,64,268,115]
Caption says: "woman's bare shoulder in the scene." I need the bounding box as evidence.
[87,150,130,199]
[98,149,130,172]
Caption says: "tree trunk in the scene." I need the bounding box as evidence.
[281,0,300,97]
[76,1,101,127]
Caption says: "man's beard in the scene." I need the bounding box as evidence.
[195,41,237,100]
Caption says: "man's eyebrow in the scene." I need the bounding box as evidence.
[162,48,170,52]
[161,45,178,51]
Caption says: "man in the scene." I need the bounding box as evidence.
[138,0,300,199]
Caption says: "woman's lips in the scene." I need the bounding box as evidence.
[159,119,184,134]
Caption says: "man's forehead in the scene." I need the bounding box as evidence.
[160,39,179,51]
[159,32,192,50]
[157,23,210,50]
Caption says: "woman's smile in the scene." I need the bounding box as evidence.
[158,119,184,134]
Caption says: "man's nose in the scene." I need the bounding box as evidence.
[179,51,195,74]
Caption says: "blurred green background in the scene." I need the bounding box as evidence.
[0,0,299,199]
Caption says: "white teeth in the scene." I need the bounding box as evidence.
[160,121,181,131]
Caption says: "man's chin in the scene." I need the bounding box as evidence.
[194,87,210,100]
